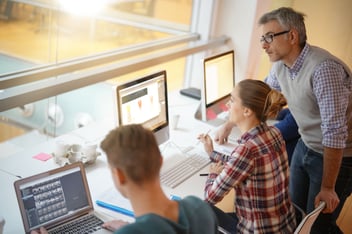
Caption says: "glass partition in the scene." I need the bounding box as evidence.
[0,0,192,68]
[0,0,231,158]
[0,0,195,150]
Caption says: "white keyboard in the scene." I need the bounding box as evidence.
[160,152,210,188]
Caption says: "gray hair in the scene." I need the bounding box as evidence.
[258,7,307,47]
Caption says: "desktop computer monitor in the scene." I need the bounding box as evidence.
[195,50,235,126]
[113,70,169,145]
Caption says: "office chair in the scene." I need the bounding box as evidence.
[294,201,326,234]
[217,202,326,234]
[216,203,305,234]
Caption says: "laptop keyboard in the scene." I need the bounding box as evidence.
[160,152,210,188]
[49,214,104,234]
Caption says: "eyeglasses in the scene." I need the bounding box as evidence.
[260,30,290,44]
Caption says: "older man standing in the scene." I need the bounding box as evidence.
[258,7,352,234]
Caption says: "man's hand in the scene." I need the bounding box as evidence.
[31,227,48,234]
[214,122,234,145]
[316,147,342,213]
[102,220,130,232]
[314,187,340,213]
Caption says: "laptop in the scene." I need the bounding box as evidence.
[14,162,112,234]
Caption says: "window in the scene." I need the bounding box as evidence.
[0,0,224,148]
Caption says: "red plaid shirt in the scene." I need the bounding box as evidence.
[204,123,296,233]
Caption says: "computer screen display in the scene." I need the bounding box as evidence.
[114,70,169,145]
[200,50,235,123]
[204,50,234,107]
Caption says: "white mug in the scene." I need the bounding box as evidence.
[68,144,82,163]
[171,114,180,130]
[81,143,97,164]
[54,141,70,157]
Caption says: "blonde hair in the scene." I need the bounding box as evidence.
[100,124,162,185]
[237,79,287,122]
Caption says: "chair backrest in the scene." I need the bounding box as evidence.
[294,201,326,234]
[218,226,231,234]
[293,202,306,225]
[217,202,326,234]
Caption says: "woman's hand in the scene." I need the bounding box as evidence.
[198,133,214,155]
[209,161,224,174]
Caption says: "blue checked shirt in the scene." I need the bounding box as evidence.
[265,44,351,148]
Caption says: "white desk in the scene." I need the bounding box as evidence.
[0,170,20,234]
[0,121,117,233]
[0,91,237,233]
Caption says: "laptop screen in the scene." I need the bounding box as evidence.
[14,163,93,233]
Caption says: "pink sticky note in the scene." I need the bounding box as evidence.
[33,153,52,161]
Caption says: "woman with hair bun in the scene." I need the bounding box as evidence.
[198,79,296,234]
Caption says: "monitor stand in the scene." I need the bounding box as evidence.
[180,87,201,100]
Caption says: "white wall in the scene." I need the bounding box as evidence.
[186,0,262,89]
[212,0,352,83]
[210,0,259,83]
[188,0,352,88]
[293,0,352,67]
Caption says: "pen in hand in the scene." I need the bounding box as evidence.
[196,129,211,145]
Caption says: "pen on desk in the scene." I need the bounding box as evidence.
[199,173,209,176]
[170,194,182,200]
[96,200,134,217]
[196,129,211,145]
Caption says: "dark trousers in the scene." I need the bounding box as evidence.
[290,139,352,234]
[210,204,238,234]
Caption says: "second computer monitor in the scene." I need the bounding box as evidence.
[196,50,235,125]
[114,70,169,145]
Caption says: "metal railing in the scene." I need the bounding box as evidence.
[0,33,200,89]
[0,34,229,112]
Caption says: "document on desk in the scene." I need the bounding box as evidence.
[213,141,237,155]
[209,128,239,155]
[96,187,182,217]
[96,187,134,217]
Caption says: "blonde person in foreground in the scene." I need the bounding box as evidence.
[99,124,218,233]
[31,124,219,234]
[198,79,296,233]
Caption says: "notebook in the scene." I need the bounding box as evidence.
[14,162,111,234]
